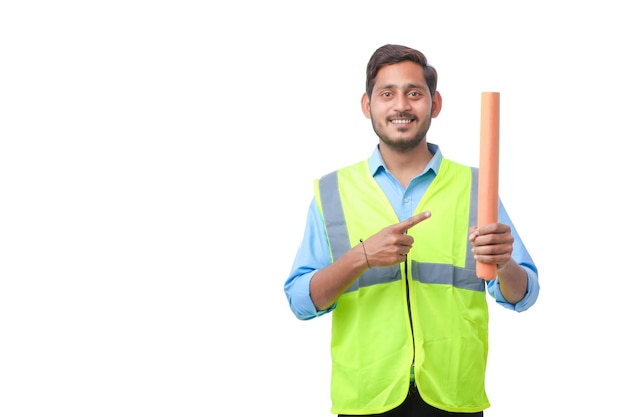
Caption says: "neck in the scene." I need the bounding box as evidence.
[379,140,433,188]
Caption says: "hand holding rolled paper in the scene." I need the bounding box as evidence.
[476,92,499,280]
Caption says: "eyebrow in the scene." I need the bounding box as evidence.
[378,83,426,91]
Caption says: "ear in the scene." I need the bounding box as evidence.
[431,91,443,118]
[361,93,372,119]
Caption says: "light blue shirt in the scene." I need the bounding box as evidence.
[285,143,539,320]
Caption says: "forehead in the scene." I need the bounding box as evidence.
[373,61,427,91]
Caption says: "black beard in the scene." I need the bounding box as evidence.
[373,115,432,152]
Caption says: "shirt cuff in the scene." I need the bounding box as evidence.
[287,271,335,320]
[489,267,539,312]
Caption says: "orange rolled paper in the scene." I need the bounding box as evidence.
[476,92,500,280]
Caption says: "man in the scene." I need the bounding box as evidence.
[284,44,539,416]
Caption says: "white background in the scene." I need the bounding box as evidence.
[1,1,624,415]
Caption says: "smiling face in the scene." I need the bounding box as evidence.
[362,61,442,152]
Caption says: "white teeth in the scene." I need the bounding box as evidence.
[392,119,411,124]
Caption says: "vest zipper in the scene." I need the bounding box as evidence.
[405,259,415,381]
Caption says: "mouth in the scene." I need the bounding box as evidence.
[389,113,416,125]
[390,118,414,124]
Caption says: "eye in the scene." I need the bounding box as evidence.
[382,92,392,97]
[408,91,421,97]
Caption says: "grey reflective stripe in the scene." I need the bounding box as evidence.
[319,171,350,262]
[468,167,483,290]
[345,265,402,293]
[318,166,484,294]
[411,262,484,292]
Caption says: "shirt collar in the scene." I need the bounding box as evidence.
[368,142,442,177]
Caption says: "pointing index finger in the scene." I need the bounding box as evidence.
[399,211,431,233]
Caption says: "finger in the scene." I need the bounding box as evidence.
[475,222,509,236]
[469,224,494,242]
[397,211,431,233]
[468,226,479,242]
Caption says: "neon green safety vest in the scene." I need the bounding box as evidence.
[314,158,490,414]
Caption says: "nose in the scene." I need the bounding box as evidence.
[394,95,411,112]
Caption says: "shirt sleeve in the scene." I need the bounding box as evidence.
[489,200,540,312]
[284,198,336,320]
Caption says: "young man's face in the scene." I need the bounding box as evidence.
[362,61,441,151]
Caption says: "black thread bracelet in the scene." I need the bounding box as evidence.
[359,239,371,269]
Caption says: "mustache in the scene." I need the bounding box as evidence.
[391,112,417,121]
